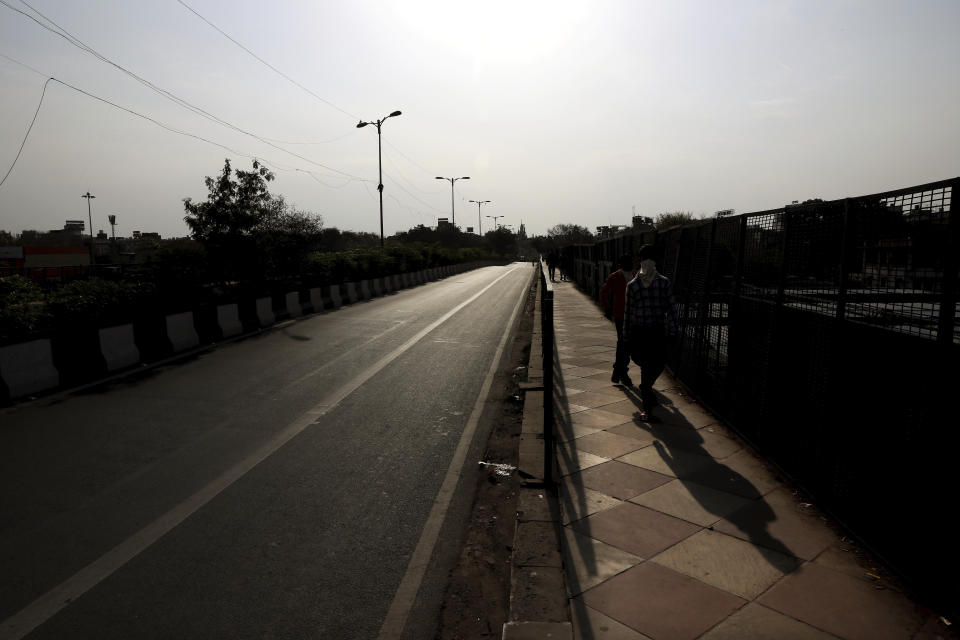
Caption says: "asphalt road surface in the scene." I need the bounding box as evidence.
[0,263,533,640]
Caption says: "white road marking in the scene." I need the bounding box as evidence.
[0,265,524,640]
[377,266,531,640]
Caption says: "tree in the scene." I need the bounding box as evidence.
[183,159,323,280]
[546,223,594,247]
[654,211,697,230]
[183,158,276,243]
[484,227,516,257]
[0,230,14,245]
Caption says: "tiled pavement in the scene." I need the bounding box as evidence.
[546,279,953,640]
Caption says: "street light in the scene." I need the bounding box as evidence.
[435,175,469,227]
[357,110,402,247]
[469,199,491,235]
[486,214,504,230]
[81,191,95,239]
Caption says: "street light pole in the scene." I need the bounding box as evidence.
[357,110,402,248]
[435,176,469,227]
[486,214,504,230]
[81,191,95,239]
[469,199,491,235]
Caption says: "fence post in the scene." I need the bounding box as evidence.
[937,178,959,344]
[776,209,791,309]
[837,199,853,322]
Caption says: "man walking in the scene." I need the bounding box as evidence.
[600,254,635,386]
[623,245,678,420]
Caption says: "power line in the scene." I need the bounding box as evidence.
[0,77,50,188]
[174,0,359,122]
[2,0,365,180]
[0,58,371,191]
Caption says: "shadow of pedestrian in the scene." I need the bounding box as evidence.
[620,386,797,572]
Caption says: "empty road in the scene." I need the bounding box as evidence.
[0,263,533,640]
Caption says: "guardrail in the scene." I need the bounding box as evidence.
[538,258,555,485]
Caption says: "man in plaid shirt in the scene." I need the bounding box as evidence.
[623,245,678,418]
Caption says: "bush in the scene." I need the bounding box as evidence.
[0,276,50,343]
[45,278,156,331]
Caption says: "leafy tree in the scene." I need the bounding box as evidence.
[654,211,697,230]
[547,223,594,247]
[183,159,323,281]
[484,227,516,257]
[0,230,15,245]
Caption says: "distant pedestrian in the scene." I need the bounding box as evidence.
[546,251,558,282]
[623,245,678,420]
[600,254,636,386]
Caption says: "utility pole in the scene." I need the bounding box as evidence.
[486,214,503,231]
[81,191,95,239]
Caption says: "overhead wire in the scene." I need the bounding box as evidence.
[174,0,359,122]
[0,54,371,192]
[0,76,50,188]
[2,0,366,181]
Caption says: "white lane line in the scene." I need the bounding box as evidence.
[0,265,524,640]
[377,266,531,640]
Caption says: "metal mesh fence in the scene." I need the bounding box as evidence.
[564,177,959,614]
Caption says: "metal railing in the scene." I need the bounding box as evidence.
[562,177,959,615]
[539,257,555,486]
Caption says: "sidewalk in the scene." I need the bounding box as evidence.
[540,280,952,640]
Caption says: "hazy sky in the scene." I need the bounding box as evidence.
[1,0,957,239]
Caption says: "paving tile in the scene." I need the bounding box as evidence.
[655,402,719,429]
[503,621,572,640]
[581,562,746,640]
[566,403,593,414]
[713,489,837,561]
[606,422,657,446]
[570,502,700,558]
[573,460,673,500]
[560,485,622,525]
[563,391,622,409]
[758,562,927,640]
[595,399,644,417]
[651,529,801,599]
[556,424,605,443]
[557,447,608,476]
[562,365,610,378]
[561,378,620,392]
[699,603,842,640]
[617,444,771,500]
[570,598,654,640]
[560,528,642,596]
[570,408,633,430]
[643,423,742,459]
[629,479,752,527]
[571,431,647,460]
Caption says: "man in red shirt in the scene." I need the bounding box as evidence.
[600,254,636,386]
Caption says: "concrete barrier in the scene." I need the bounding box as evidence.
[285,292,302,318]
[309,287,325,313]
[217,304,243,338]
[0,339,59,399]
[329,285,343,309]
[99,324,140,371]
[166,312,200,352]
[255,297,275,327]
[359,280,372,300]
[344,282,358,304]
[370,278,383,298]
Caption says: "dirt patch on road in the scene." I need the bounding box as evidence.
[434,279,536,639]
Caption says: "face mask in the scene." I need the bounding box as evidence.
[639,259,656,275]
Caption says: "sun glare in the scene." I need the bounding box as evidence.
[390,0,587,66]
